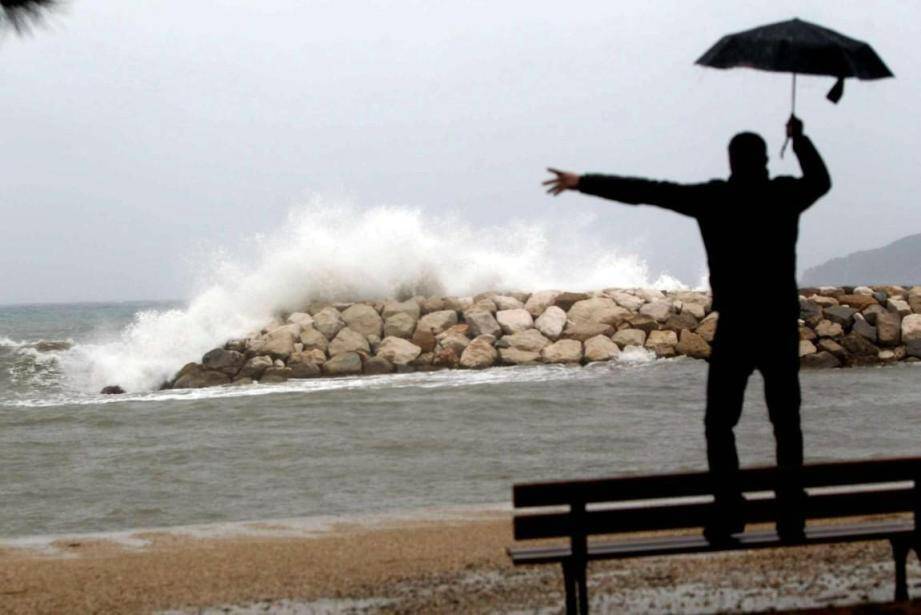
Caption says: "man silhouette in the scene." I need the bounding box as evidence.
[544,116,831,541]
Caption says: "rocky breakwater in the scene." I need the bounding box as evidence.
[158,285,921,390]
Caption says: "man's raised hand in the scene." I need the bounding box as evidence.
[543,168,581,196]
[786,115,804,139]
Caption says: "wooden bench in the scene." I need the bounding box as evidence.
[508,457,921,614]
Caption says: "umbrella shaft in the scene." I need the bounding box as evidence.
[791,73,797,115]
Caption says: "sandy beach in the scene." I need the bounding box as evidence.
[2,510,920,614]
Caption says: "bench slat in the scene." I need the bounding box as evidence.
[514,487,915,540]
[509,520,915,565]
[513,458,921,507]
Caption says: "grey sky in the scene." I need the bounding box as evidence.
[1,1,918,304]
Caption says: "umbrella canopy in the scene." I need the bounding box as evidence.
[697,18,893,81]
[696,18,894,155]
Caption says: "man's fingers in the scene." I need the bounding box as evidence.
[541,178,558,186]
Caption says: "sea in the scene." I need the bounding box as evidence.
[3,299,921,540]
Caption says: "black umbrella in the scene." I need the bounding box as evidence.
[696,18,893,153]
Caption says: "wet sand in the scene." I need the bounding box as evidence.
[2,511,921,614]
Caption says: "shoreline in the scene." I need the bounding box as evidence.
[3,509,920,614]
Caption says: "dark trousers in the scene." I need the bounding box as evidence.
[704,314,803,505]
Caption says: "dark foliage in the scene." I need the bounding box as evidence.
[1,0,59,34]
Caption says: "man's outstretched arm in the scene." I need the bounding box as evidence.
[787,116,832,211]
[544,168,710,218]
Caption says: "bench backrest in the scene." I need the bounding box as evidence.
[513,457,921,541]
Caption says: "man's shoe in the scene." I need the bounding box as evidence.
[703,518,744,544]
[703,494,747,544]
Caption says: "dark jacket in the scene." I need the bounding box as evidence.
[577,136,831,317]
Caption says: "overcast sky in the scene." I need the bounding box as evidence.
[1,1,918,304]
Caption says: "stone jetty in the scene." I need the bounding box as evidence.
[160,285,921,390]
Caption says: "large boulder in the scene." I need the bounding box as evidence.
[807,295,839,308]
[201,348,245,376]
[886,298,912,318]
[554,291,591,312]
[837,294,878,310]
[799,325,817,342]
[287,312,314,327]
[444,297,474,312]
[313,307,346,340]
[839,332,879,365]
[323,352,363,376]
[363,356,394,375]
[663,312,699,333]
[299,326,329,352]
[496,309,534,334]
[903,315,921,357]
[252,324,300,360]
[173,364,231,389]
[680,302,707,320]
[376,337,423,365]
[411,327,437,353]
[639,300,673,323]
[876,311,902,347]
[464,309,502,338]
[799,299,824,327]
[626,313,660,334]
[437,329,471,354]
[561,321,614,342]
[646,330,678,357]
[817,338,847,362]
[901,314,921,343]
[288,358,322,379]
[524,290,561,317]
[417,310,459,335]
[612,328,647,348]
[606,290,644,312]
[541,339,583,364]
[328,327,371,356]
[493,295,525,310]
[909,290,921,314]
[798,340,817,357]
[459,335,498,369]
[421,296,447,314]
[584,335,620,362]
[260,366,292,383]
[535,306,567,340]
[695,313,719,343]
[824,305,857,328]
[341,304,383,338]
[568,298,630,327]
[851,314,877,343]
[238,355,274,379]
[814,320,843,338]
[676,329,710,359]
[504,329,551,353]
[382,299,421,321]
[801,351,841,369]
[635,288,666,302]
[383,312,417,339]
[499,347,542,365]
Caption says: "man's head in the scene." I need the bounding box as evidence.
[728,132,768,180]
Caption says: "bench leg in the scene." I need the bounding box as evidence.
[562,561,577,615]
[891,538,910,602]
[575,560,589,615]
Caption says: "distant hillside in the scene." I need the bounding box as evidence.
[802,233,921,287]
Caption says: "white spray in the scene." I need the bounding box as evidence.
[58,198,688,393]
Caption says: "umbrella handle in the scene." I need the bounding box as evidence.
[780,74,797,159]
